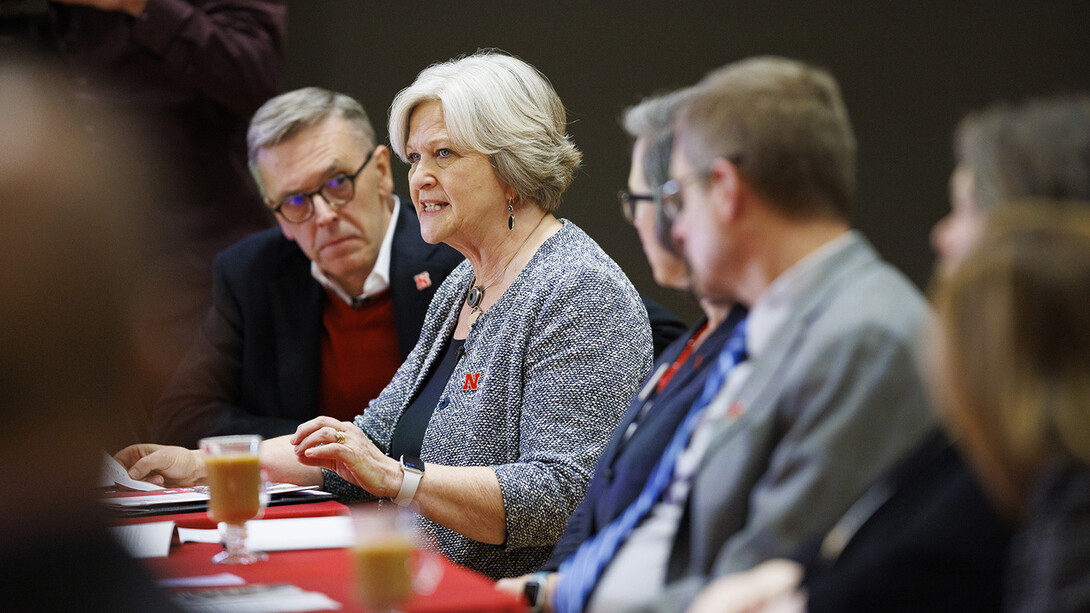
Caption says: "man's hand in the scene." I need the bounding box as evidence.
[114,443,205,487]
[686,559,805,613]
[52,0,148,18]
[495,573,532,599]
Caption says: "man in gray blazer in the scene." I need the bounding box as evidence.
[545,57,934,613]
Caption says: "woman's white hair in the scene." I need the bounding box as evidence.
[389,50,582,212]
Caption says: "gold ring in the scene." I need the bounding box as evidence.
[334,430,346,445]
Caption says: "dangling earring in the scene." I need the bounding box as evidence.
[507,198,515,231]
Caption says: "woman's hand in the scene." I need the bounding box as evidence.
[290,416,402,498]
[113,444,205,487]
[291,418,507,543]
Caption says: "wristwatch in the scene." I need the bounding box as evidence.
[393,454,425,507]
[523,571,551,613]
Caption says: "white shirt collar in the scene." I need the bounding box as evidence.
[746,230,854,359]
[310,196,400,306]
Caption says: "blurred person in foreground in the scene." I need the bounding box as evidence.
[931,203,1090,612]
[499,86,746,606]
[44,0,288,436]
[148,87,464,448]
[784,97,1090,613]
[540,56,934,613]
[0,58,181,611]
[115,50,654,579]
[687,96,1090,613]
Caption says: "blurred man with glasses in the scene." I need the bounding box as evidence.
[149,87,463,448]
[533,57,935,613]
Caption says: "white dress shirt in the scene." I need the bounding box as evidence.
[310,197,400,306]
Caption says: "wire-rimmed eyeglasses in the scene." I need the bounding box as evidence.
[654,155,742,223]
[654,171,705,224]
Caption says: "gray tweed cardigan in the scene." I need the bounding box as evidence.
[324,220,653,578]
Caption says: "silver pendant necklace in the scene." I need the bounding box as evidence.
[466,213,547,326]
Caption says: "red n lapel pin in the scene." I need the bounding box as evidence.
[414,271,432,290]
[463,372,482,390]
[726,400,746,420]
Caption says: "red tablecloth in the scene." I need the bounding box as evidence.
[131,502,527,613]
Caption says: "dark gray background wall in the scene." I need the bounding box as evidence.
[284,1,1090,324]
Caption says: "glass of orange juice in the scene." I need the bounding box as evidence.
[349,504,441,612]
[199,434,267,564]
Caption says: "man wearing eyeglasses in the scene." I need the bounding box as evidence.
[532,58,935,613]
[149,87,463,448]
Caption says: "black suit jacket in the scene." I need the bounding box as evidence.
[150,202,463,448]
[543,306,746,570]
[641,295,688,359]
[801,428,1012,612]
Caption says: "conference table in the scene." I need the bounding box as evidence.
[125,500,527,613]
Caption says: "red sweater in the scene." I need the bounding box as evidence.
[318,289,402,422]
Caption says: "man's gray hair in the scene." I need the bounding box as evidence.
[623,87,693,189]
[388,50,582,213]
[246,87,376,196]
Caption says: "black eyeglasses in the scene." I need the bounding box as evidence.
[618,190,655,224]
[267,148,375,224]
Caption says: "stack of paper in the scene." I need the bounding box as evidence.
[171,583,342,613]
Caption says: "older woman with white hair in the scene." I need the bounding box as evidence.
[118,50,653,579]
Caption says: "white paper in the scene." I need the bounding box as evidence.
[101,451,165,491]
[107,490,210,508]
[102,481,323,509]
[177,527,223,544]
[109,521,175,558]
[179,516,354,552]
[172,584,342,613]
[159,573,247,588]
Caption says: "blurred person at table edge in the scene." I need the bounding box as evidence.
[115,50,655,580]
[147,87,465,449]
[0,57,183,611]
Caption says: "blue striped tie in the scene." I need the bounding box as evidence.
[553,316,748,613]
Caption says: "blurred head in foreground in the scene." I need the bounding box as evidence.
[931,95,1090,275]
[930,201,1090,513]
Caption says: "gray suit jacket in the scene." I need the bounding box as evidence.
[655,232,935,611]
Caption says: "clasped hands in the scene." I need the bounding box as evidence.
[289,416,403,498]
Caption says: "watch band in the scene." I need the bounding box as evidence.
[393,454,425,507]
[524,571,551,613]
